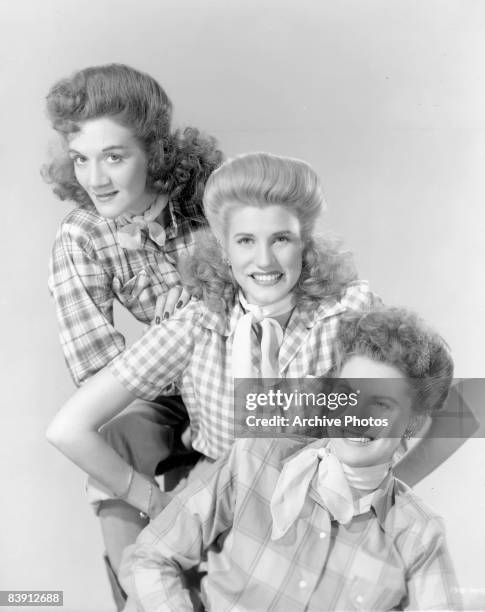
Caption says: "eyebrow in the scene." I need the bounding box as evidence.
[232,230,297,238]
[368,394,401,406]
[68,145,129,154]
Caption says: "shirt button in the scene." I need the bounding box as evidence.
[298,580,307,589]
[355,594,364,604]
[319,531,326,538]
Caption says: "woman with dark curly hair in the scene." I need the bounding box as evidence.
[43,63,222,604]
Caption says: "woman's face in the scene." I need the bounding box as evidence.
[226,204,303,306]
[329,355,415,467]
[67,117,154,218]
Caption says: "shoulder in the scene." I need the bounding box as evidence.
[386,479,445,538]
[54,207,110,250]
[169,297,229,335]
[231,437,311,469]
[301,280,377,324]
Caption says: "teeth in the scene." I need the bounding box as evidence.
[251,273,281,283]
[347,437,372,444]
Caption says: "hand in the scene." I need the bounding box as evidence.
[181,425,193,450]
[154,286,191,323]
[148,486,173,519]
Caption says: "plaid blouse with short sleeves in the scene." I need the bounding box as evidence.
[109,281,378,459]
[48,203,205,386]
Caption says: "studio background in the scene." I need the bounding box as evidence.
[1,1,484,610]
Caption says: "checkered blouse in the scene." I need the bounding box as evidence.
[109,281,378,459]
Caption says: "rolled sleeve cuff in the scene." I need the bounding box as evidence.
[109,355,163,401]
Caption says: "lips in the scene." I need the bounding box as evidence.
[93,190,118,201]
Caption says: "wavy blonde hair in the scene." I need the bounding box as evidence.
[179,153,358,312]
[203,152,324,244]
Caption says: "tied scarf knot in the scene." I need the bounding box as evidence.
[270,445,391,540]
[232,292,295,380]
[117,196,168,250]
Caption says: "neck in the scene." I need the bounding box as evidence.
[239,291,295,318]
[125,192,166,218]
[341,461,391,494]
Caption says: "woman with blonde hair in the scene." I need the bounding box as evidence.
[47,151,374,588]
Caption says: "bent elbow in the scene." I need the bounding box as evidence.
[46,415,74,452]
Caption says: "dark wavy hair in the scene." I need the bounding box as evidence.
[334,307,454,415]
[42,63,223,217]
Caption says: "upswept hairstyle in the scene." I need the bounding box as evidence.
[203,152,324,244]
[179,153,358,311]
[42,63,223,217]
[334,307,454,415]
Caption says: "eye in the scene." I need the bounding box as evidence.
[274,235,290,243]
[106,153,123,163]
[373,400,391,410]
[70,154,88,166]
[236,236,254,245]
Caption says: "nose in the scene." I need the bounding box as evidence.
[88,161,110,189]
[255,242,275,268]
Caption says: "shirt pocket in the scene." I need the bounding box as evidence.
[348,575,404,611]
[112,269,152,306]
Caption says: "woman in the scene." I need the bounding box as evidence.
[43,63,222,597]
[121,306,460,611]
[46,152,375,577]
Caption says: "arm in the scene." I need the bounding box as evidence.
[393,384,479,487]
[405,517,461,611]
[120,448,238,612]
[47,316,196,515]
[49,222,125,386]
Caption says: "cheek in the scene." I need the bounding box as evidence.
[73,166,87,188]
[283,246,303,277]
[124,160,148,191]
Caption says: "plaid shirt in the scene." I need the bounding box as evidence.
[48,203,205,386]
[121,437,460,612]
[110,281,377,460]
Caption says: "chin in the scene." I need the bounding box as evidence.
[330,438,391,467]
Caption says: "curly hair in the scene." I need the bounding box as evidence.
[334,307,454,415]
[42,63,223,217]
[179,229,358,313]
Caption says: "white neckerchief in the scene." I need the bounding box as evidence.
[117,195,168,250]
[270,444,390,540]
[232,291,295,380]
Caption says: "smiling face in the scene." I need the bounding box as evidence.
[68,117,155,218]
[226,204,303,306]
[329,355,415,467]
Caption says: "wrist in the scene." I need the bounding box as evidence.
[121,470,156,517]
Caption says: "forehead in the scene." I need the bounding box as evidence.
[339,355,412,402]
[68,117,137,151]
[227,204,301,235]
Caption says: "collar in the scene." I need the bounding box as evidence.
[289,438,396,529]
[163,201,179,240]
